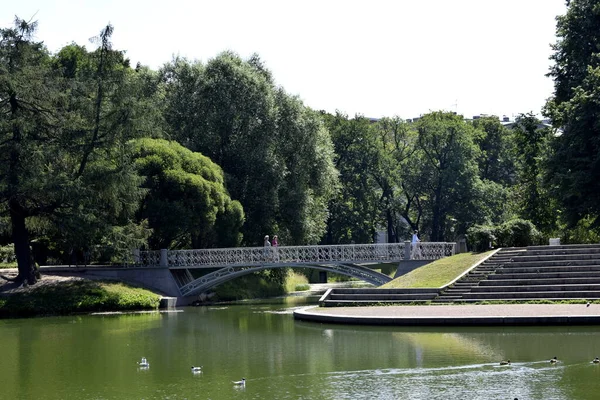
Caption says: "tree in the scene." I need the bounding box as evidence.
[413,112,482,241]
[162,53,338,246]
[321,113,380,244]
[130,138,244,249]
[545,0,600,228]
[512,113,555,232]
[372,116,418,242]
[0,20,156,283]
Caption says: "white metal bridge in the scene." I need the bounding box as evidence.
[135,242,455,297]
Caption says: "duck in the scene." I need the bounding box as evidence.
[233,378,246,386]
[138,357,150,368]
[550,356,558,364]
[592,357,600,364]
[191,366,203,372]
[500,360,511,365]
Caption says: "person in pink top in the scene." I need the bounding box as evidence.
[272,235,279,261]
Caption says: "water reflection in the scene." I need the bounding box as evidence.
[1,306,600,399]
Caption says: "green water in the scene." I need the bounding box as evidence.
[1,303,600,400]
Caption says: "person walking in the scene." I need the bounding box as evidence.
[263,235,271,261]
[272,235,279,261]
[411,230,421,259]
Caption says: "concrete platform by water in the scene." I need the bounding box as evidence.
[293,303,600,326]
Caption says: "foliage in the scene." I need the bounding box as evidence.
[0,20,160,282]
[130,138,244,249]
[559,217,600,244]
[285,270,310,293]
[0,280,160,318]
[213,273,285,301]
[0,245,16,264]
[380,250,496,288]
[511,114,556,232]
[321,113,381,244]
[466,225,496,252]
[471,116,517,185]
[413,112,483,241]
[495,219,543,248]
[544,0,600,229]
[161,54,338,246]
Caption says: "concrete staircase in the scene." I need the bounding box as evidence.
[436,244,600,303]
[319,244,600,306]
[319,288,439,307]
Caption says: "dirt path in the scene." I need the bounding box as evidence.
[0,268,93,296]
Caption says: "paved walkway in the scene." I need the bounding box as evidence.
[293,303,600,326]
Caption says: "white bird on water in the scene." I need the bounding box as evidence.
[138,357,150,368]
[191,366,202,373]
[233,378,246,386]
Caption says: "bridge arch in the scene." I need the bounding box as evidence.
[176,262,393,296]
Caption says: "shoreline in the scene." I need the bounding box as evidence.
[293,303,600,326]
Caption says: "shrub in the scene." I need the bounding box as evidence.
[466,225,496,252]
[496,219,542,247]
[0,245,16,264]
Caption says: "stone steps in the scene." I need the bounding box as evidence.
[319,244,600,306]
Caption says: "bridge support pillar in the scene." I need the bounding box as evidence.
[160,249,168,267]
[404,241,411,260]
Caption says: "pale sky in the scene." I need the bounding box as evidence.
[3,0,567,120]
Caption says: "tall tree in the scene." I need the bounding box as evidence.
[512,113,555,232]
[162,54,338,246]
[322,113,380,244]
[413,112,481,241]
[545,0,600,228]
[0,20,156,282]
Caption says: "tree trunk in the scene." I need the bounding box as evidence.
[10,200,36,285]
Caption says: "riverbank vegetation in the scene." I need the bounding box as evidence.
[0,280,160,318]
[381,250,496,289]
[1,1,599,300]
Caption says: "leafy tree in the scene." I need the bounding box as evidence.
[130,138,244,249]
[413,112,482,241]
[372,117,417,242]
[544,0,600,228]
[273,90,338,244]
[471,116,516,185]
[512,113,556,233]
[322,113,380,244]
[162,53,338,246]
[0,20,156,283]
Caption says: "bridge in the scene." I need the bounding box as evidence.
[129,242,456,297]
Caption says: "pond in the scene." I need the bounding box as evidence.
[1,300,599,400]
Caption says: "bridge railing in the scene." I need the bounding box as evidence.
[136,242,456,268]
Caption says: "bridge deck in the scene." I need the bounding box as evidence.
[136,242,456,269]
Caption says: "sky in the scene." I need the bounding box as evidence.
[2,0,568,121]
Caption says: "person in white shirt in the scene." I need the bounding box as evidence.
[411,230,421,258]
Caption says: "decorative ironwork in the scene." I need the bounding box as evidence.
[133,242,456,296]
[136,242,454,268]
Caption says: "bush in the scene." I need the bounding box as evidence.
[466,225,496,252]
[0,245,16,265]
[496,219,542,247]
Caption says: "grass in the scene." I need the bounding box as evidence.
[380,250,496,289]
[285,270,310,293]
[0,280,161,318]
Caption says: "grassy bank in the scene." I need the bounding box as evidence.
[380,250,496,289]
[0,280,161,318]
